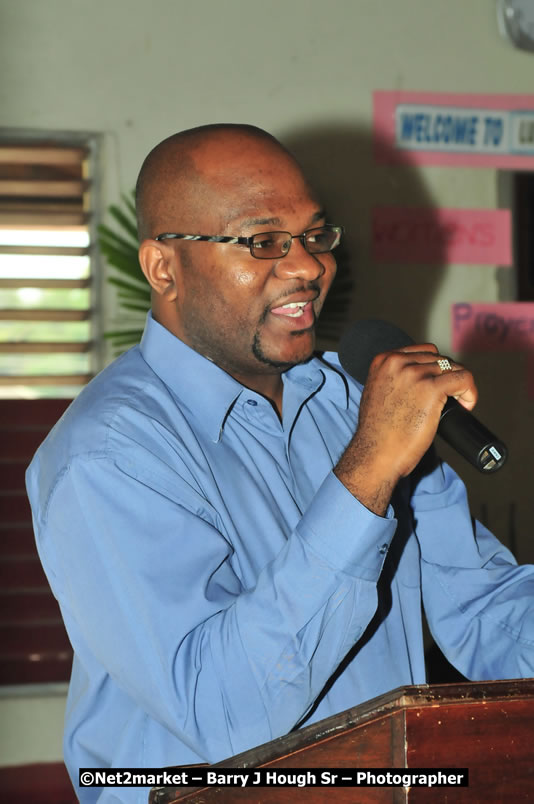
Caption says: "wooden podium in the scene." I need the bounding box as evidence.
[150,679,534,802]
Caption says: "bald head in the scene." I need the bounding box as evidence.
[135,124,297,241]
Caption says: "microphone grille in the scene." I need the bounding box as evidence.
[338,319,414,383]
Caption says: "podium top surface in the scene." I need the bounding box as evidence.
[214,677,534,769]
[150,678,534,803]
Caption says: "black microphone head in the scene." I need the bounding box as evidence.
[338,319,414,383]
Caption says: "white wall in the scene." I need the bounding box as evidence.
[0,684,67,765]
[2,0,533,767]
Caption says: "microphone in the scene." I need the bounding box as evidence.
[338,319,508,474]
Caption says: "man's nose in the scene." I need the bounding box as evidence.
[272,238,325,281]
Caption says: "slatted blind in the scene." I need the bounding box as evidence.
[0,139,98,397]
[0,135,99,687]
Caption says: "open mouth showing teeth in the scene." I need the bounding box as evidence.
[278,301,308,317]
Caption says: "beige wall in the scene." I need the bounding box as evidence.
[2,0,533,765]
[0,684,67,765]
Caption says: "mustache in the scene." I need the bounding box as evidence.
[260,282,322,322]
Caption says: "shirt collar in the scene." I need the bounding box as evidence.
[282,352,349,410]
[139,313,349,442]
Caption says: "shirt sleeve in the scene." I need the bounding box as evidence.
[32,451,396,762]
[412,458,534,681]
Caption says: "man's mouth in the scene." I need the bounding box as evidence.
[270,300,310,318]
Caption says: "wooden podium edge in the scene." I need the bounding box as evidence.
[216,677,534,768]
[150,677,534,803]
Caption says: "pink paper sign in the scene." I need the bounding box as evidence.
[452,303,534,352]
[452,302,534,398]
[374,90,534,168]
[372,208,512,265]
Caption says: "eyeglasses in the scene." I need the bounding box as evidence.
[154,224,343,260]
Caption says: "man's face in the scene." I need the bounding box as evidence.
[161,141,337,387]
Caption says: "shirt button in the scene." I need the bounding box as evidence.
[246,399,258,406]
[378,543,388,555]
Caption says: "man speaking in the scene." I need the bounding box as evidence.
[26,124,534,803]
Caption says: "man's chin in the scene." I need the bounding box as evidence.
[252,330,315,370]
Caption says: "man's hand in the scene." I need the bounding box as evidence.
[334,344,478,515]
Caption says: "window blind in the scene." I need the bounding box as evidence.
[0,140,97,397]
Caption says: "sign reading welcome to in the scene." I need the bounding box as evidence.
[397,106,533,155]
[374,91,534,168]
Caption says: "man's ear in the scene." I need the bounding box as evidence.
[138,239,178,301]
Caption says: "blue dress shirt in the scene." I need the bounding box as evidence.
[26,313,534,803]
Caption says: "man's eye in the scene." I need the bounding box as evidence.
[307,229,327,245]
[254,236,277,250]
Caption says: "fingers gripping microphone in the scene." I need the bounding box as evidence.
[338,319,508,474]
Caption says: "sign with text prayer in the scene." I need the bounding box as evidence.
[451,302,534,398]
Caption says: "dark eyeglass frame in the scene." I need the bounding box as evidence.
[154,224,344,260]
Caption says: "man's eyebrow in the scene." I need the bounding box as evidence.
[237,216,282,228]
[311,209,326,223]
[231,209,327,230]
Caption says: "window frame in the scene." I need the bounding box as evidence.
[0,127,104,395]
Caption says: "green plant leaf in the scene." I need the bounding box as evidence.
[101,245,144,282]
[107,335,143,347]
[107,276,150,299]
[107,203,139,240]
[104,328,146,338]
[104,328,145,348]
[122,191,136,219]
[98,224,139,256]
[99,191,150,353]
[118,301,152,313]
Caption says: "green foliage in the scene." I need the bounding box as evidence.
[99,191,149,354]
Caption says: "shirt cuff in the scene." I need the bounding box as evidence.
[296,471,397,581]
